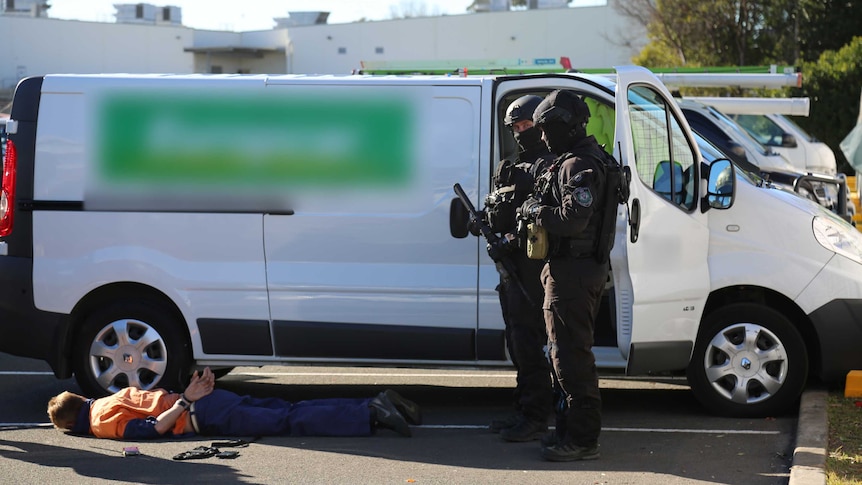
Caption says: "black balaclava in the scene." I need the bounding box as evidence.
[533,89,591,156]
[514,126,546,159]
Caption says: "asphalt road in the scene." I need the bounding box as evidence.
[0,352,795,484]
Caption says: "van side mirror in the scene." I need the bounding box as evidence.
[449,198,470,238]
[781,133,798,148]
[701,159,735,212]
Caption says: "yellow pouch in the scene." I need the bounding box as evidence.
[526,223,548,260]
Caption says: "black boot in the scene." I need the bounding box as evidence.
[499,416,548,442]
[382,389,422,425]
[369,392,411,437]
[488,413,523,433]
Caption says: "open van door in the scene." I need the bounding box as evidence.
[611,66,712,374]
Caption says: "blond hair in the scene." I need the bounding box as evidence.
[47,391,87,431]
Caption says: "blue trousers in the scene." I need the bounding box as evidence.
[192,389,373,437]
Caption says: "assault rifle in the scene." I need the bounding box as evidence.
[453,183,534,307]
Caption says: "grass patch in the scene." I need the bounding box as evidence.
[827,392,862,485]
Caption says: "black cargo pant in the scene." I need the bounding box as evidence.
[498,252,553,422]
[541,255,607,447]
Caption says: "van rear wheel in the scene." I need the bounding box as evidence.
[73,301,191,397]
[687,303,807,417]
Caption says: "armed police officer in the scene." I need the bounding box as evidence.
[517,89,616,461]
[484,95,556,442]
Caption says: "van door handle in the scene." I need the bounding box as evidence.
[629,198,640,243]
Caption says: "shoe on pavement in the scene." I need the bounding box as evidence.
[383,389,422,425]
[540,442,599,462]
[540,430,563,447]
[369,392,411,437]
[489,413,523,433]
[500,417,548,442]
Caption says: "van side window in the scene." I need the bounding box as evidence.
[627,86,697,211]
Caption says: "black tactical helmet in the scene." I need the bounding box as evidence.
[504,95,544,127]
[532,89,590,130]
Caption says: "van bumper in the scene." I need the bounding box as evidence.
[0,256,72,378]
[797,254,862,382]
[807,298,862,383]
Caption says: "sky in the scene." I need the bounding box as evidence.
[46,0,604,32]
[47,1,482,31]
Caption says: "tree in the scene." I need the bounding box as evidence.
[794,37,862,173]
[616,0,862,67]
[388,0,441,19]
[616,0,778,67]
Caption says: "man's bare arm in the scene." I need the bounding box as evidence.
[153,367,215,435]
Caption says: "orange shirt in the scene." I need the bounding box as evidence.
[90,387,189,439]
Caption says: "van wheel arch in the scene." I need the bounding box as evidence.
[687,302,808,417]
[70,283,192,397]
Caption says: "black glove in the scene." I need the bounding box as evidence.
[486,235,515,262]
[467,210,485,237]
[517,197,541,221]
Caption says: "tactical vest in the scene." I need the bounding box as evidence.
[485,154,552,234]
[540,143,629,263]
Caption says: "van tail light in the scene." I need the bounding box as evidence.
[0,138,17,237]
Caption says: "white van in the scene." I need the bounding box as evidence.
[678,99,849,216]
[731,113,838,175]
[689,96,838,177]
[3,67,862,418]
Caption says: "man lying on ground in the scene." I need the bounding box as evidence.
[47,367,421,439]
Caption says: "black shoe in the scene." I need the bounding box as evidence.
[540,430,562,447]
[383,389,422,425]
[488,413,522,433]
[369,392,411,437]
[500,417,548,442]
[488,413,526,433]
[540,442,600,462]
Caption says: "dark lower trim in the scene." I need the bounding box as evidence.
[807,299,862,383]
[626,340,693,375]
[19,199,293,215]
[273,320,476,360]
[19,200,84,211]
[476,328,506,361]
[198,318,273,356]
[0,256,72,378]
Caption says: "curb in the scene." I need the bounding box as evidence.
[789,388,828,485]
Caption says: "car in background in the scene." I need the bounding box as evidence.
[720,112,836,178]
[677,99,849,218]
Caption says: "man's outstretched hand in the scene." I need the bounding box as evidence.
[183,367,215,402]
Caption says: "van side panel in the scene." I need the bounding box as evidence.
[29,76,272,362]
[263,84,484,362]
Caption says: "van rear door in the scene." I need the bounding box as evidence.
[612,66,711,374]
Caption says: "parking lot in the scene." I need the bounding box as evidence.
[0,352,796,484]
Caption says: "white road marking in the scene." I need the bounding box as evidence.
[1,369,779,436]
[233,372,515,378]
[0,422,779,434]
[417,424,779,435]
[0,423,54,428]
[0,371,55,375]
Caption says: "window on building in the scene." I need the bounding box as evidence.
[162,7,171,21]
[338,47,347,54]
[375,47,384,54]
[135,4,144,18]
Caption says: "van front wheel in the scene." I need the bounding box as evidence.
[687,303,807,417]
[73,301,191,397]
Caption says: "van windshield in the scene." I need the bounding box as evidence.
[707,106,771,156]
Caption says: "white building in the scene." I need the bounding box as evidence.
[0,2,645,105]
